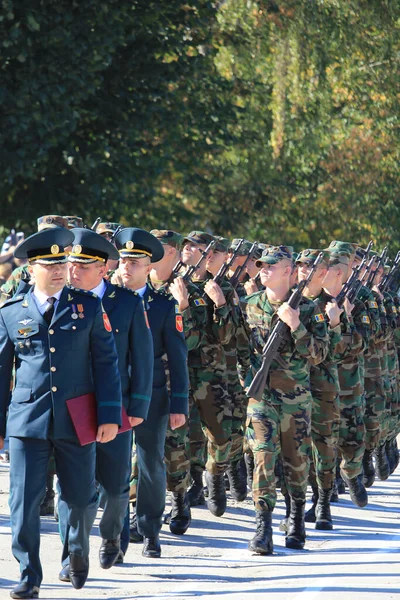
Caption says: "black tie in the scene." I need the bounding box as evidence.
[44,297,56,325]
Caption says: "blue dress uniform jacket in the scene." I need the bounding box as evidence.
[101,281,153,418]
[133,283,189,540]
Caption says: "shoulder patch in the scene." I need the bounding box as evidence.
[193,298,206,307]
[176,315,183,332]
[314,313,325,322]
[368,301,378,309]
[362,315,371,324]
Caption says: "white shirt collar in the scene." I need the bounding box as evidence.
[133,284,147,298]
[33,287,63,309]
[90,279,107,299]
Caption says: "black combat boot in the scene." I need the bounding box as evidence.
[204,471,227,517]
[385,440,396,474]
[330,480,339,503]
[279,493,291,533]
[248,509,273,555]
[362,449,376,487]
[340,470,368,507]
[315,488,333,530]
[375,444,390,481]
[244,452,254,491]
[226,458,247,502]
[391,438,400,471]
[168,492,191,535]
[304,486,318,524]
[40,474,55,516]
[187,469,206,507]
[285,494,306,550]
[336,470,346,494]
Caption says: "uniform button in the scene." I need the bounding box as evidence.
[52,386,57,392]
[51,366,56,372]
[49,329,54,335]
[72,326,76,330]
[50,347,56,353]
[115,329,119,333]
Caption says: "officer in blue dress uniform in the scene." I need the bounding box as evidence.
[57,228,154,579]
[114,228,189,558]
[0,228,122,599]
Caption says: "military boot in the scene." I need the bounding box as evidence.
[40,474,55,516]
[244,452,254,491]
[375,444,390,481]
[279,493,291,533]
[330,480,339,503]
[226,458,247,502]
[362,449,376,487]
[204,471,226,517]
[315,488,333,530]
[248,509,273,555]
[169,492,191,535]
[285,494,306,550]
[340,470,368,507]
[391,438,400,471]
[187,469,205,507]
[304,486,318,524]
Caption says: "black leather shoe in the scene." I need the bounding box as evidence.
[69,553,89,590]
[142,536,161,558]
[114,549,124,564]
[99,536,121,569]
[10,583,40,599]
[58,564,70,582]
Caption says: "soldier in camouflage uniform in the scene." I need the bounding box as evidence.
[296,249,343,530]
[323,241,371,507]
[170,231,238,517]
[241,246,329,554]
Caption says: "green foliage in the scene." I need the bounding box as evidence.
[0,0,399,253]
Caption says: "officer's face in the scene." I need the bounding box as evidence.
[181,242,207,266]
[69,261,108,291]
[259,260,291,287]
[120,257,151,289]
[206,250,227,275]
[29,262,68,294]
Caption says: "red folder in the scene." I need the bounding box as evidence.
[66,393,131,446]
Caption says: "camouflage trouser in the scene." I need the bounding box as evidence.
[364,376,385,450]
[189,400,207,473]
[190,368,232,475]
[337,393,366,479]
[228,381,248,464]
[378,372,392,446]
[129,440,138,502]
[246,395,312,512]
[310,389,340,490]
[164,419,191,494]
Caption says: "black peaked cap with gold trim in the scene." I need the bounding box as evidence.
[69,228,119,263]
[14,227,74,264]
[114,227,164,263]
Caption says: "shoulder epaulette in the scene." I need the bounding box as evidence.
[70,287,97,298]
[0,294,25,307]
[113,284,139,297]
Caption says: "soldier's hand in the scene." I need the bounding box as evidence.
[0,436,4,451]
[204,280,226,308]
[169,277,189,311]
[343,297,355,316]
[169,414,186,430]
[372,285,383,300]
[244,279,259,295]
[128,416,144,428]
[277,303,300,331]
[96,423,119,443]
[325,300,343,328]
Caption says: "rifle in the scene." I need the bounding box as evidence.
[365,247,388,289]
[212,238,245,286]
[379,251,400,293]
[246,252,324,401]
[336,240,373,307]
[91,217,102,232]
[172,239,217,284]
[110,225,123,244]
[229,241,259,289]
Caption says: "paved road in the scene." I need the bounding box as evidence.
[0,454,399,600]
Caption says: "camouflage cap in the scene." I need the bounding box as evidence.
[96,222,121,235]
[214,236,231,253]
[64,215,84,229]
[182,231,215,247]
[229,239,252,256]
[327,240,359,256]
[255,245,293,267]
[37,215,69,231]
[296,248,329,266]
[150,229,183,249]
